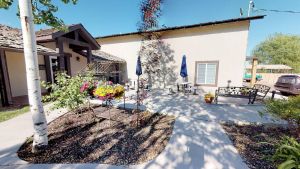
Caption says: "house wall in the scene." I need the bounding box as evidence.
[97,21,250,92]
[63,42,88,76]
[41,41,88,76]
[5,51,47,97]
[5,40,88,98]
[98,35,142,82]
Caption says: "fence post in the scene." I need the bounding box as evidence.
[250,57,258,87]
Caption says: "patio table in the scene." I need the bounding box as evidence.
[179,82,192,93]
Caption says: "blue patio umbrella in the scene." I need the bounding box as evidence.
[136,56,142,76]
[180,55,188,78]
[136,56,142,109]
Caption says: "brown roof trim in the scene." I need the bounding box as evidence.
[53,24,100,49]
[36,24,100,50]
[96,15,265,39]
[0,47,60,56]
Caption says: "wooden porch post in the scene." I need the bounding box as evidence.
[56,38,65,71]
[64,53,72,76]
[250,57,258,87]
[0,49,12,105]
[44,55,52,83]
[87,47,92,64]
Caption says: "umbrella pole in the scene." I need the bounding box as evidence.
[137,75,139,110]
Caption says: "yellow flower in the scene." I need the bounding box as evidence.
[93,83,125,100]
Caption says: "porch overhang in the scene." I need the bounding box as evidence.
[0,47,60,56]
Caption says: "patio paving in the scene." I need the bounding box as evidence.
[0,89,285,169]
[116,89,283,124]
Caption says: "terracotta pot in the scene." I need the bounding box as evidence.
[205,97,214,104]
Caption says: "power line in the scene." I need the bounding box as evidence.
[254,8,300,14]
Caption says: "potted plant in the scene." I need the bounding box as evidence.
[204,93,215,104]
[240,88,250,96]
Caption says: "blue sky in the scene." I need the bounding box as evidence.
[0,0,300,55]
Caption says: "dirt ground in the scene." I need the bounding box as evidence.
[18,108,175,165]
[222,123,299,169]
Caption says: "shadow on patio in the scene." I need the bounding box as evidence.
[143,89,283,124]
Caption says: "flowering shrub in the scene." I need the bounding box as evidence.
[93,82,125,100]
[42,72,94,111]
[80,81,98,97]
[42,71,125,111]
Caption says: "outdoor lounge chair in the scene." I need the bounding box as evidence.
[214,84,271,104]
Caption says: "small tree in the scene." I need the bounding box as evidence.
[1,0,78,152]
[252,33,300,73]
[137,0,177,88]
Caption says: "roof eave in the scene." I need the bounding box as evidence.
[52,24,100,50]
[96,15,265,39]
[36,35,53,42]
[0,47,60,56]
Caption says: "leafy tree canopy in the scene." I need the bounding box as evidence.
[252,33,300,73]
[0,0,77,30]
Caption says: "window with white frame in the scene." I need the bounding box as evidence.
[196,61,218,85]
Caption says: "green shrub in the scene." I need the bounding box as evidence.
[261,96,300,126]
[273,136,300,169]
[42,72,94,111]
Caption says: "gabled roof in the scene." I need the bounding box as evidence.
[36,24,100,50]
[92,50,125,63]
[0,24,58,55]
[96,15,265,39]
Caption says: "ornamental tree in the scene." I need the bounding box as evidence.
[137,0,177,88]
[0,0,78,153]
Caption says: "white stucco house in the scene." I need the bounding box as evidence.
[96,16,265,92]
[0,24,123,106]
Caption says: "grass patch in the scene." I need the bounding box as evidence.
[0,106,30,123]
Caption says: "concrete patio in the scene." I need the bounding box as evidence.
[0,89,284,169]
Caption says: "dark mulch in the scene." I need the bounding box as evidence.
[222,123,299,169]
[18,108,175,165]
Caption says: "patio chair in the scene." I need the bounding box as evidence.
[251,84,271,103]
[129,79,137,90]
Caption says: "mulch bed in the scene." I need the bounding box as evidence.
[18,108,175,165]
[222,123,299,169]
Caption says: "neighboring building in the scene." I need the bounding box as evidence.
[0,24,124,106]
[96,16,265,91]
[245,63,294,86]
[245,64,293,74]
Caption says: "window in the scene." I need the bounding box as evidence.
[277,76,297,84]
[195,61,218,86]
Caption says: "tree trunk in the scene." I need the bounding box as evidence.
[18,0,48,153]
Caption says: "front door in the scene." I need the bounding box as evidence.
[49,56,59,83]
